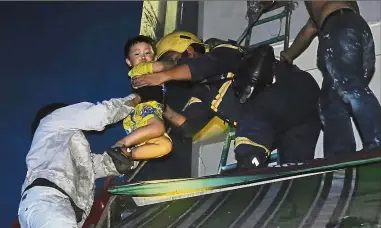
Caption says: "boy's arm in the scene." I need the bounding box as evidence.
[280,18,318,63]
[117,117,165,147]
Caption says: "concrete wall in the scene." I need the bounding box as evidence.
[192,2,381,177]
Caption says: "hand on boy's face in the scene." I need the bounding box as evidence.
[132,73,167,88]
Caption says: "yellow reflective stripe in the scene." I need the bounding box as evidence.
[234,136,270,157]
[210,73,235,112]
[214,43,237,50]
[185,97,202,109]
[205,45,211,53]
[226,72,234,79]
[211,81,231,112]
[213,43,244,52]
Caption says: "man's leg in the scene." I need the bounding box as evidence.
[234,74,315,169]
[277,118,321,164]
[235,100,276,169]
[234,120,274,170]
[317,12,381,152]
[318,80,356,158]
[18,186,77,228]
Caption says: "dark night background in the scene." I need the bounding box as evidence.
[0,2,191,226]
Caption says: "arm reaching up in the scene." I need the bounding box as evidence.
[42,94,139,132]
[280,18,318,63]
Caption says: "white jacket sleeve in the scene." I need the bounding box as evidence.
[41,94,137,131]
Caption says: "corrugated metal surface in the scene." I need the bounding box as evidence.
[108,164,381,228]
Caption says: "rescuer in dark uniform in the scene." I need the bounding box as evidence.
[130,31,321,170]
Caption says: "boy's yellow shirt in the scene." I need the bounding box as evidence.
[123,100,163,134]
[124,62,171,141]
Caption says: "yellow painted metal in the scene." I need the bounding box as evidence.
[192,117,228,142]
[139,1,165,39]
[164,1,178,36]
[139,0,179,39]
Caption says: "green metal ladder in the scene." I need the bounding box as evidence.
[217,1,293,174]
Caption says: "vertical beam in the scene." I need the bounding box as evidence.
[164,0,178,36]
[139,0,180,38]
[177,1,199,35]
[197,1,204,38]
[139,1,166,39]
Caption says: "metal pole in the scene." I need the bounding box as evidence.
[283,2,292,51]
[126,161,147,183]
[244,24,253,48]
[217,126,235,174]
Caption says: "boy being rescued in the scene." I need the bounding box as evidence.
[106,35,172,172]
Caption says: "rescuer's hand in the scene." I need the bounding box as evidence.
[280,51,293,64]
[132,72,169,88]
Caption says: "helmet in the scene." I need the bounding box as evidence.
[156,31,203,59]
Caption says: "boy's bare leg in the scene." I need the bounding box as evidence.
[130,136,172,160]
[117,117,165,148]
[106,117,168,173]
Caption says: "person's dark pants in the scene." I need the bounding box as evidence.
[235,64,321,166]
[317,9,381,158]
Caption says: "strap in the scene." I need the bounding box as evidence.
[23,178,83,223]
[235,137,271,157]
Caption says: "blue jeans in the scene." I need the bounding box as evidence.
[317,9,381,158]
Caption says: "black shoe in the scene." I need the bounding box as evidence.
[236,152,267,171]
[106,147,135,174]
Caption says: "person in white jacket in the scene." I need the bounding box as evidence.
[18,94,139,227]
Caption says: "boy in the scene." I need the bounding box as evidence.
[109,35,172,164]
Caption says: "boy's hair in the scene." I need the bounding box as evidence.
[124,35,156,59]
[31,103,68,137]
